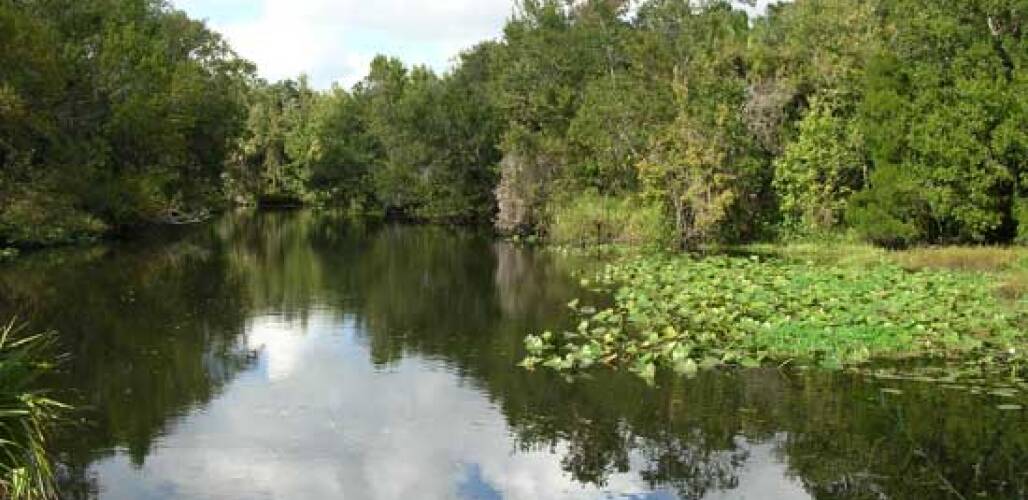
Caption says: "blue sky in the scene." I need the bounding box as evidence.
[172,0,778,90]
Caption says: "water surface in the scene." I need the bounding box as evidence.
[0,211,1024,499]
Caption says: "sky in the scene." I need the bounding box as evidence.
[172,0,779,90]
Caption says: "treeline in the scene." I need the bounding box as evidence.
[2,0,1028,249]
[226,53,502,222]
[0,0,252,246]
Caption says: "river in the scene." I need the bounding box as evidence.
[0,210,1023,499]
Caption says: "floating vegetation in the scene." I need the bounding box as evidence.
[521,253,1028,380]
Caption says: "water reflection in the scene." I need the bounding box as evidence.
[0,211,1024,499]
[85,313,809,500]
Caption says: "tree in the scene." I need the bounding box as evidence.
[773,98,868,232]
[636,1,767,248]
[1,0,253,245]
[854,0,1028,243]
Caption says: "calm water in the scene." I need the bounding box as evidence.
[0,211,1025,499]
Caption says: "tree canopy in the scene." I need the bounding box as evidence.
[3,0,1028,248]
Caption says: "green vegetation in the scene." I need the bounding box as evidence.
[2,0,1027,387]
[4,0,1028,249]
[0,321,66,499]
[224,49,503,221]
[0,0,252,247]
[546,191,665,247]
[522,250,1028,377]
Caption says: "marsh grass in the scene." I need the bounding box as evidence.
[893,246,1028,272]
[739,242,1028,303]
[546,192,665,248]
[996,270,1028,302]
[739,242,1028,270]
[0,320,67,499]
[736,242,887,267]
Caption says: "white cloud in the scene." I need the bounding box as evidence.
[174,0,514,89]
[173,1,786,89]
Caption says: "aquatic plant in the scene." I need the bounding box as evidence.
[522,254,1028,379]
[0,320,67,499]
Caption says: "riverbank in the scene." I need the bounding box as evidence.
[523,243,1028,379]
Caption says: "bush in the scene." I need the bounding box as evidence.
[772,99,866,233]
[546,191,666,247]
[846,165,928,248]
[0,189,107,247]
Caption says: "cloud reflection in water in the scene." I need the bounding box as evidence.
[91,313,809,500]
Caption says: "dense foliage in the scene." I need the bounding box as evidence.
[0,0,253,247]
[217,0,1028,246]
[224,50,503,222]
[3,0,1028,247]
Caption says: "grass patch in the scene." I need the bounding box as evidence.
[0,320,67,499]
[996,270,1028,302]
[892,246,1028,272]
[522,252,1027,379]
[739,242,1028,303]
[546,191,665,247]
[738,242,1028,271]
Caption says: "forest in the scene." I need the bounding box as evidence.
[2,0,1026,251]
[3,1,1028,497]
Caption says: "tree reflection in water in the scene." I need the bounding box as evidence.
[0,211,1023,499]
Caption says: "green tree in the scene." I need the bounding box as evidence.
[636,1,767,247]
[1,0,252,246]
[773,98,868,232]
[855,0,1028,243]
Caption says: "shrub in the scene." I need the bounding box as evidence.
[0,189,106,247]
[546,191,666,247]
[846,165,928,248]
[773,99,867,233]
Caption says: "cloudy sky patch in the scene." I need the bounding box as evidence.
[173,0,514,88]
[172,0,780,89]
